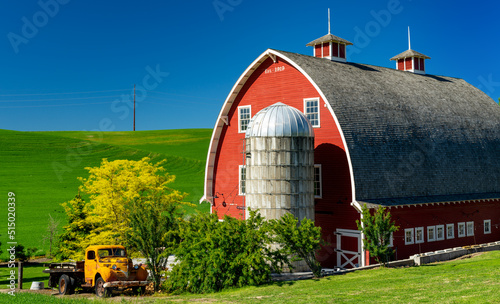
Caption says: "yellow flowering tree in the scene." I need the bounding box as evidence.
[75,157,185,250]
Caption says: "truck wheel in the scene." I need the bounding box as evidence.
[58,274,72,295]
[95,277,111,298]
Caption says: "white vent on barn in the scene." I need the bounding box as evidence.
[306,9,353,62]
[390,27,430,74]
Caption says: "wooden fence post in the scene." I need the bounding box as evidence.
[18,262,23,290]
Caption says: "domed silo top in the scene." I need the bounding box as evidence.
[245,102,314,138]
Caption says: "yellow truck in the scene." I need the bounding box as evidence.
[44,245,149,297]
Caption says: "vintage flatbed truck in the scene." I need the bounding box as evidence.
[43,245,149,297]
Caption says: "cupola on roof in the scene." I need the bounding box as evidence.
[390,27,430,74]
[306,9,352,62]
[245,102,314,138]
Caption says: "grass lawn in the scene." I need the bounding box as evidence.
[0,129,212,260]
[1,251,499,303]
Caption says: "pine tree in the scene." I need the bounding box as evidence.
[55,194,92,260]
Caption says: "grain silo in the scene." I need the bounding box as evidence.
[244,102,315,221]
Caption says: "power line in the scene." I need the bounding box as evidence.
[0,88,130,97]
[0,101,113,109]
[0,95,123,103]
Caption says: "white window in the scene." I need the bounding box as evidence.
[446,224,454,239]
[466,221,474,236]
[427,226,436,242]
[415,227,424,244]
[314,165,322,198]
[304,98,320,127]
[484,220,491,234]
[458,222,466,237]
[239,165,246,195]
[238,106,251,133]
[436,225,445,241]
[405,228,414,245]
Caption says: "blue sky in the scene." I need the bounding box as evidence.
[1,0,499,131]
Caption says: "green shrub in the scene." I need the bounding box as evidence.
[165,210,290,294]
[270,213,325,277]
[14,244,37,262]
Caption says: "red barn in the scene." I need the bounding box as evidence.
[200,29,500,269]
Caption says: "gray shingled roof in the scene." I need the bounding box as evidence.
[390,49,431,60]
[306,33,353,46]
[274,50,500,205]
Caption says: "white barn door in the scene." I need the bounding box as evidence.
[335,229,362,269]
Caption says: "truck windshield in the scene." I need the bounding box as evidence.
[97,248,127,258]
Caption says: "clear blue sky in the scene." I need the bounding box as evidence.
[1,0,499,131]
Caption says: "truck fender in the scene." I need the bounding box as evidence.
[136,266,148,281]
[97,268,117,282]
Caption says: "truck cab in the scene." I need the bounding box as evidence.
[84,245,148,296]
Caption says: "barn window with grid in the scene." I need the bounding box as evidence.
[427,226,436,242]
[484,220,491,234]
[415,227,424,243]
[238,106,251,133]
[304,98,320,127]
[239,165,246,195]
[404,228,414,245]
[466,221,474,236]
[436,225,445,241]
[314,165,322,198]
[446,224,454,239]
[458,222,466,237]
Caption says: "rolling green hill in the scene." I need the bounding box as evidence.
[0,129,212,259]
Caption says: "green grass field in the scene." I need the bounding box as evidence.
[0,264,48,290]
[0,129,212,259]
[1,251,499,303]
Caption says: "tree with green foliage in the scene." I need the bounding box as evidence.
[270,213,325,277]
[55,194,92,260]
[356,204,399,266]
[165,210,290,294]
[127,190,185,292]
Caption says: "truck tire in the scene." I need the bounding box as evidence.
[95,277,111,298]
[58,274,73,295]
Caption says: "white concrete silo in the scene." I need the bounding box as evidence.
[245,102,315,221]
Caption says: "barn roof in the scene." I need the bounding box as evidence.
[273,49,500,205]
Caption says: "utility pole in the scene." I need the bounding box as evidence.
[133,84,136,131]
